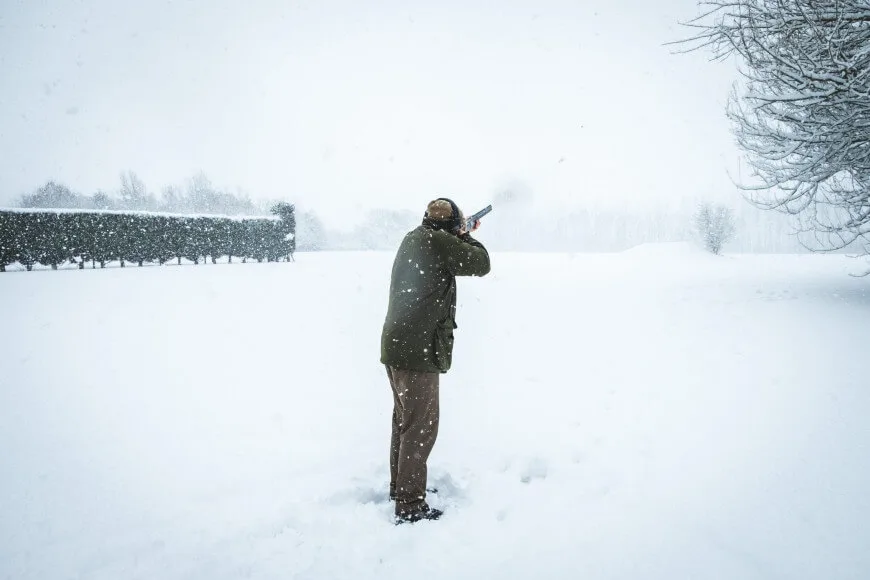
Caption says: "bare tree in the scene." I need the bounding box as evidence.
[694,202,736,255]
[20,181,85,208]
[160,185,183,212]
[675,1,870,255]
[119,171,156,210]
[91,190,113,210]
[295,210,328,251]
[187,172,217,214]
[352,208,418,250]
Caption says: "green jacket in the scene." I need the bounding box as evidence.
[380,223,491,373]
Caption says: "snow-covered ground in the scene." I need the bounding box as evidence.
[2,245,869,580]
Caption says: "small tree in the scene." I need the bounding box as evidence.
[226,220,246,263]
[119,171,156,210]
[205,219,233,264]
[0,212,16,271]
[17,217,37,270]
[247,220,269,263]
[174,220,188,265]
[91,190,113,210]
[182,218,209,265]
[186,173,218,214]
[153,217,176,265]
[122,214,152,267]
[90,214,115,268]
[20,181,85,209]
[76,213,98,268]
[296,210,327,251]
[352,208,417,250]
[34,213,72,269]
[270,202,297,261]
[62,213,87,269]
[160,185,183,213]
[694,202,736,255]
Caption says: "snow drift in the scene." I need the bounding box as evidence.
[1,251,869,580]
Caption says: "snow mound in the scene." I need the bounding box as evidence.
[621,241,711,258]
[2,252,869,579]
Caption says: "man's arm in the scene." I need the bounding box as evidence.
[440,231,491,277]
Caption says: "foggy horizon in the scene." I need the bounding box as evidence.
[4,1,870,577]
[1,0,744,229]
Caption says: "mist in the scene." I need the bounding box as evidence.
[4,1,870,578]
[0,0,748,237]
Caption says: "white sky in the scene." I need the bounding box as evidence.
[0,0,742,228]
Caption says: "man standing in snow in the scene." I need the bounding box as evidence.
[381,198,491,524]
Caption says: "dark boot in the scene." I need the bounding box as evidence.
[395,505,443,525]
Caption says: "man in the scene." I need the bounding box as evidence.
[380,198,491,524]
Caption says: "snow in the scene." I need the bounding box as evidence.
[621,240,711,257]
[0,207,280,221]
[2,248,869,579]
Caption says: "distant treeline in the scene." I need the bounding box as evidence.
[18,173,268,216]
[0,205,296,272]
[10,174,820,253]
[317,203,815,253]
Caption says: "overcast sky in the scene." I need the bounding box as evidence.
[0,0,741,227]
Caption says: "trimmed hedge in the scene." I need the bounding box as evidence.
[0,206,296,272]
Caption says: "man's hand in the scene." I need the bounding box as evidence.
[459,219,481,236]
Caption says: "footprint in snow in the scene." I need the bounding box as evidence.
[571,449,587,464]
[427,472,464,499]
[519,457,549,484]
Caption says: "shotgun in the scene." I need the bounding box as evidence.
[465,204,493,232]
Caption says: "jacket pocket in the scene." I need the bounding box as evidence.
[433,319,457,371]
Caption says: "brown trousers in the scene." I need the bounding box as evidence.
[386,366,440,514]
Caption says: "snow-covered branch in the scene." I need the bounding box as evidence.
[674,0,870,254]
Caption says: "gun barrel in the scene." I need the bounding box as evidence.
[473,205,492,220]
[466,204,493,230]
